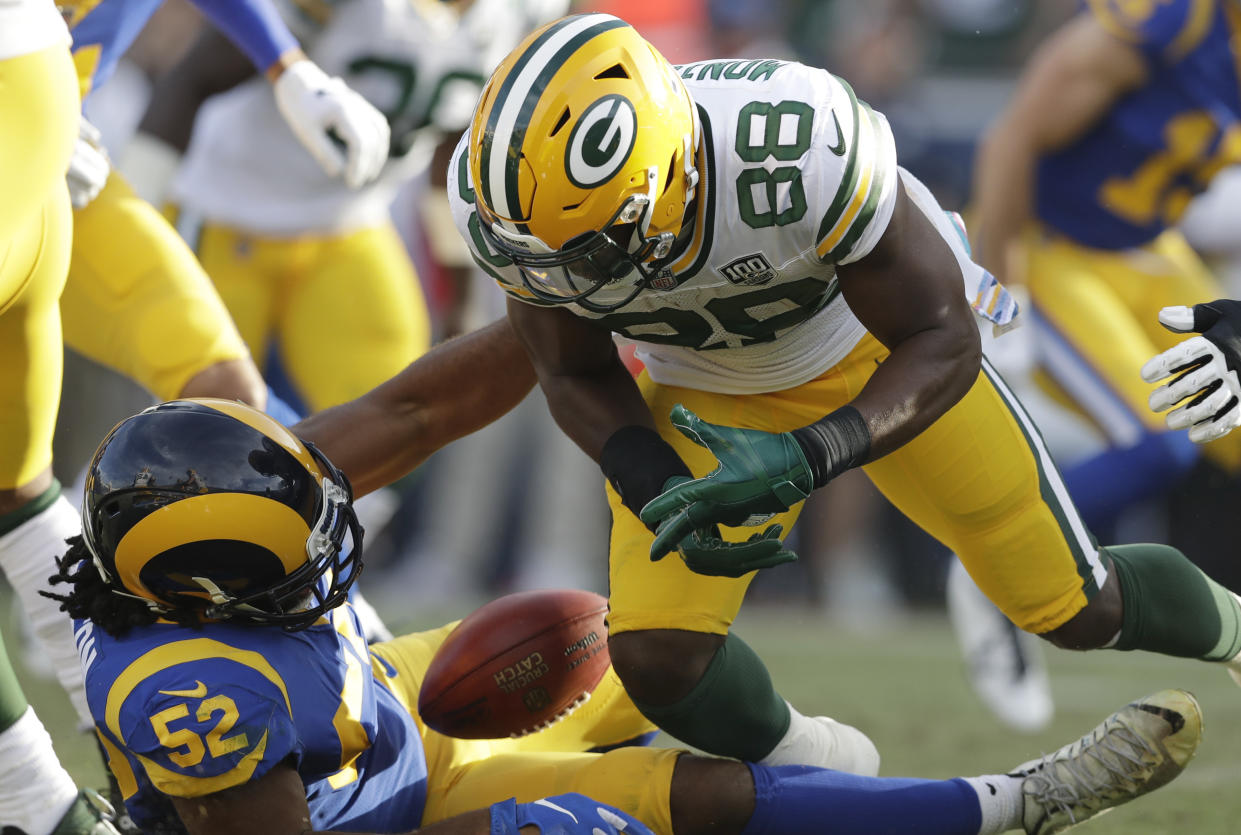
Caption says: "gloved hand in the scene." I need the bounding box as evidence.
[67,117,111,209]
[272,59,390,188]
[1141,300,1241,443]
[639,405,812,561]
[489,793,655,835]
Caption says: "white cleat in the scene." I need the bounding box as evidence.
[1013,689,1203,834]
[947,559,1053,733]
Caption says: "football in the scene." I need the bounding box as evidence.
[418,588,611,739]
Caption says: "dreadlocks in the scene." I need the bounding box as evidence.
[43,536,202,637]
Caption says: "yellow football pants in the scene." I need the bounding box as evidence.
[61,173,252,401]
[607,333,1105,637]
[370,623,678,834]
[194,220,431,412]
[1024,228,1241,471]
[0,45,79,488]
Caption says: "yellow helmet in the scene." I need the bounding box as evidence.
[468,13,700,311]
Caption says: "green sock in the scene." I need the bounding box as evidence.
[0,478,60,537]
[1108,544,1241,661]
[630,632,790,761]
[0,631,29,733]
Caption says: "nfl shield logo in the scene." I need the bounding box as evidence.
[720,254,775,286]
[649,268,678,291]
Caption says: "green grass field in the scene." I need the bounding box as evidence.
[9,596,1241,834]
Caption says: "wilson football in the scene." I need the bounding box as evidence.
[417,588,611,739]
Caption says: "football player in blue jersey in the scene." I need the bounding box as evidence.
[959,0,1241,730]
[972,0,1241,533]
[43,320,1204,835]
[0,0,394,749]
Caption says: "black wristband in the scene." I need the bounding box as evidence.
[790,406,871,489]
[599,425,692,527]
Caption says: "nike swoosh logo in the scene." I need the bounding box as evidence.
[827,110,846,156]
[159,680,208,699]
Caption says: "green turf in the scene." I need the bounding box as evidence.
[8,599,1241,833]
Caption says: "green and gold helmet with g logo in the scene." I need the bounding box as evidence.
[81,399,362,629]
[468,13,700,311]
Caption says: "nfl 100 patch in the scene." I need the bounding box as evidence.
[719,253,775,286]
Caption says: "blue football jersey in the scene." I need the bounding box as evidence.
[61,0,164,96]
[1036,0,1241,249]
[79,595,429,833]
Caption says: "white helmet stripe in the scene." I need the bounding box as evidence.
[484,13,623,220]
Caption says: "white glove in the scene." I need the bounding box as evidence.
[67,117,111,209]
[1141,302,1241,443]
[272,59,390,189]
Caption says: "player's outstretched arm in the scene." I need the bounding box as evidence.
[1143,300,1241,442]
[970,13,1147,281]
[294,319,536,499]
[505,297,696,522]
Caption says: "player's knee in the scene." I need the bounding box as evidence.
[1041,577,1123,650]
[669,753,755,835]
[609,629,724,705]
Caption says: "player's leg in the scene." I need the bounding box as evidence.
[62,173,266,407]
[277,221,430,412]
[0,38,86,720]
[605,371,876,771]
[423,688,1200,835]
[864,343,1241,671]
[0,43,118,835]
[1024,234,1200,531]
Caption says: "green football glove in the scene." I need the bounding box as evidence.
[640,405,814,561]
[649,477,797,577]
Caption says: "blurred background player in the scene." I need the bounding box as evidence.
[124,0,585,602]
[0,2,120,832]
[0,0,391,760]
[126,0,567,415]
[957,0,1241,731]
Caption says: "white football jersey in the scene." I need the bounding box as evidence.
[0,0,69,60]
[450,59,989,395]
[172,0,567,236]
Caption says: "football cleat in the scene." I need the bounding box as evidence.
[947,559,1054,733]
[1013,689,1202,834]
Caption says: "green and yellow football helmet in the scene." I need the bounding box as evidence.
[81,398,362,629]
[468,12,700,311]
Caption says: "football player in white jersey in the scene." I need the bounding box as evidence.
[451,13,1241,772]
[128,0,566,413]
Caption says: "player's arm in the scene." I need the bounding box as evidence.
[834,181,981,456]
[641,186,981,563]
[505,297,692,523]
[293,319,537,499]
[171,766,647,835]
[128,0,389,197]
[970,13,1148,280]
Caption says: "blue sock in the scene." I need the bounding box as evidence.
[1062,430,1197,533]
[742,764,982,835]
